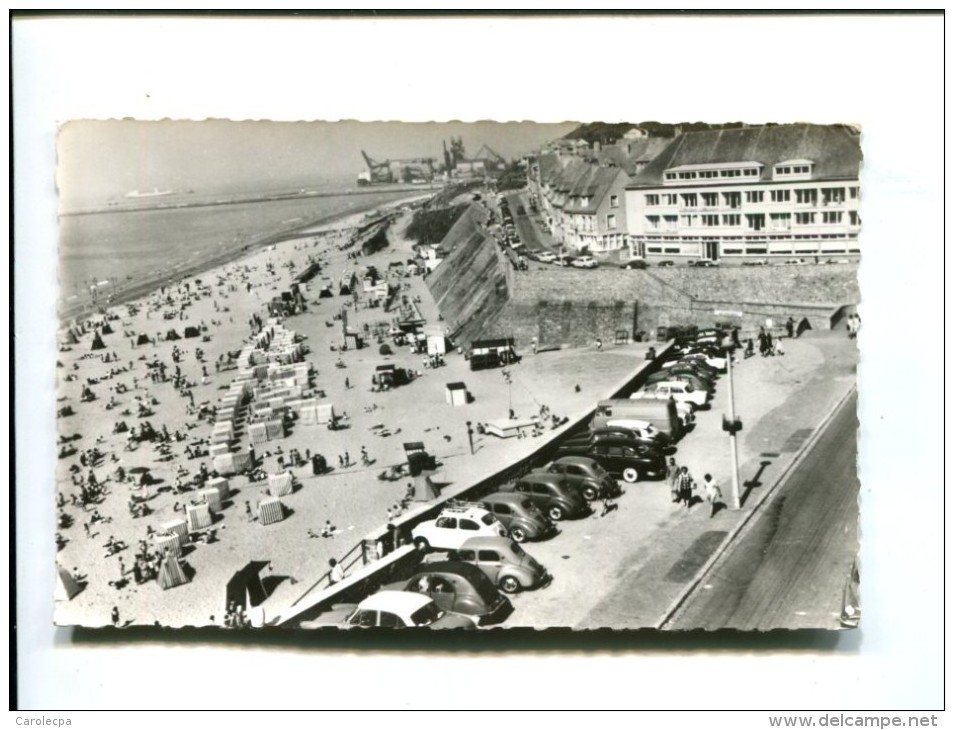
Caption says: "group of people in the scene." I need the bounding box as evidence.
[667,458,724,518]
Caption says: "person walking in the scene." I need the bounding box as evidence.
[702,473,723,518]
[666,458,680,503]
[677,466,695,508]
[110,606,120,627]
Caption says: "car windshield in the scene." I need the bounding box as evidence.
[590,462,609,476]
[481,513,497,526]
[409,603,443,626]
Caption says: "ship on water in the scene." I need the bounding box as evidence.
[125,186,174,199]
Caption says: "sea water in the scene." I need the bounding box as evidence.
[58,188,418,310]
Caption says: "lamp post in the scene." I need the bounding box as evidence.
[501,369,513,419]
[466,421,474,455]
[723,352,743,509]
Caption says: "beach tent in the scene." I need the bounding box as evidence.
[268,471,294,497]
[90,332,106,351]
[184,326,200,338]
[157,556,189,590]
[100,322,114,335]
[165,329,182,341]
[54,565,83,601]
[136,333,151,346]
[225,561,270,611]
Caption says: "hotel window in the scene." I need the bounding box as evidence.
[701,215,719,227]
[745,191,764,204]
[646,194,659,206]
[723,192,741,209]
[722,214,741,226]
[770,213,791,230]
[701,192,719,207]
[795,188,818,205]
[795,212,815,225]
[663,215,678,231]
[849,186,860,199]
[645,216,659,230]
[681,214,698,227]
[681,193,698,207]
[849,211,860,226]
[647,247,662,253]
[610,195,619,208]
[822,211,843,224]
[746,214,765,231]
[770,189,791,203]
[822,187,846,205]
[665,172,677,181]
[606,214,617,230]
[662,194,678,206]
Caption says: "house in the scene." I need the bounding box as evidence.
[561,165,631,253]
[624,124,862,263]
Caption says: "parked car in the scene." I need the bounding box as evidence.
[411,504,508,552]
[501,473,588,521]
[633,381,708,409]
[555,254,576,267]
[657,260,675,267]
[586,424,674,451]
[690,259,719,268]
[558,431,665,464]
[397,561,512,625]
[667,351,726,372]
[536,455,621,500]
[593,398,684,439]
[449,536,549,593]
[481,492,555,543]
[572,255,598,269]
[536,251,557,263]
[554,438,665,483]
[650,369,715,394]
[694,328,726,346]
[343,591,477,629]
[621,259,648,270]
[599,419,673,448]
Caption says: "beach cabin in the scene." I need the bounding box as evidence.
[469,337,518,371]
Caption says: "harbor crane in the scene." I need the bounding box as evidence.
[358,150,438,186]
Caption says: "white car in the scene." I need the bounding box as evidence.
[343,591,477,629]
[536,251,557,263]
[572,255,598,269]
[633,381,707,409]
[412,504,508,552]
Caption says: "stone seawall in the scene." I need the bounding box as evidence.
[427,217,859,349]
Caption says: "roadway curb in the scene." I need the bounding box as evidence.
[654,380,858,629]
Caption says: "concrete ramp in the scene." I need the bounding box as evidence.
[426,206,512,347]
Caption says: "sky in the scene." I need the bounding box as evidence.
[56,119,579,207]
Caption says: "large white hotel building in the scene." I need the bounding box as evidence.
[624,124,862,263]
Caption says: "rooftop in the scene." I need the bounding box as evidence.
[627,124,862,188]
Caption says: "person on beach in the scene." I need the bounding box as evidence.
[328,558,345,585]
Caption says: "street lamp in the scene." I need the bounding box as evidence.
[501,369,513,419]
[722,353,743,509]
[466,421,474,455]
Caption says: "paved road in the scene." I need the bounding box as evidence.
[665,390,860,630]
[506,192,554,253]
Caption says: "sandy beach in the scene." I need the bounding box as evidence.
[54,189,644,628]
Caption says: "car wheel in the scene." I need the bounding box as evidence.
[582,485,598,501]
[622,467,640,483]
[499,575,521,594]
[510,526,528,543]
[413,537,430,552]
[548,505,565,521]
